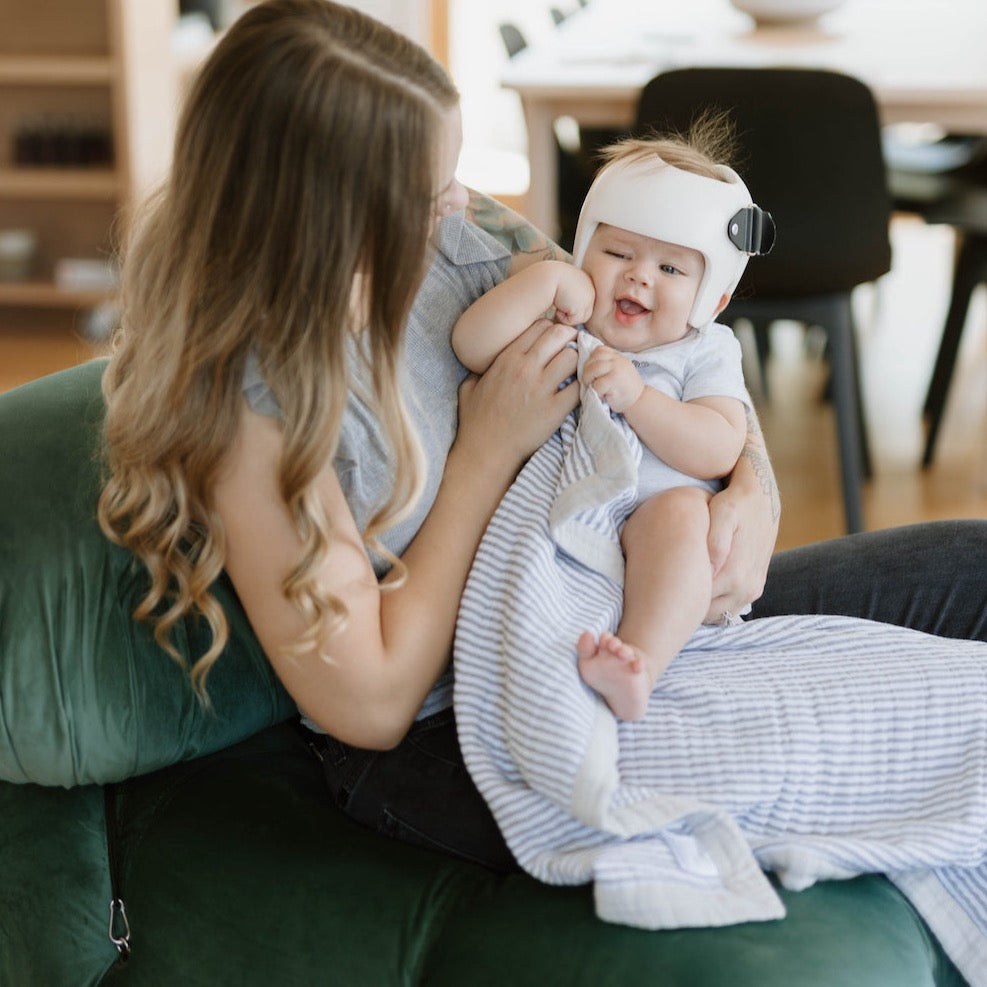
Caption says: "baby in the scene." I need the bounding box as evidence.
[452,132,774,719]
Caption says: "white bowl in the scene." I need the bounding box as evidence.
[729,0,846,26]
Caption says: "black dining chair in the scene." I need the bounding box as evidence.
[886,133,987,467]
[634,67,894,534]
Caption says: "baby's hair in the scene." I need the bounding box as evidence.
[599,109,738,182]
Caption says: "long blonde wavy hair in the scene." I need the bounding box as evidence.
[99,0,457,701]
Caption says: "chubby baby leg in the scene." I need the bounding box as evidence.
[578,486,715,720]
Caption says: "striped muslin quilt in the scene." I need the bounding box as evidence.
[453,337,987,985]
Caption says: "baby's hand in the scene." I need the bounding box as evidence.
[552,268,595,327]
[583,345,644,413]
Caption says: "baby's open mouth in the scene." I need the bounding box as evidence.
[617,298,649,317]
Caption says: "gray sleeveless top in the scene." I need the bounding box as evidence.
[243,211,511,721]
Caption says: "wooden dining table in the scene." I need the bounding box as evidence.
[501,0,987,237]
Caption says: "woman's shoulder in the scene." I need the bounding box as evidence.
[417,212,512,318]
[461,189,567,273]
[436,210,511,268]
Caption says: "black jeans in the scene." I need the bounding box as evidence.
[304,519,987,872]
[298,708,518,873]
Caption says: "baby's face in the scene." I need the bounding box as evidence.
[581,224,703,352]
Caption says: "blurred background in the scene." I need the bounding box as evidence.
[1,0,984,549]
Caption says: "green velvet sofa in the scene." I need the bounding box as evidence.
[0,359,967,986]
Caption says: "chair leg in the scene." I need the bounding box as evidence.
[848,313,873,481]
[921,232,987,468]
[824,296,866,534]
[819,316,873,480]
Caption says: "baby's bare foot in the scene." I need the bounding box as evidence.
[577,630,653,721]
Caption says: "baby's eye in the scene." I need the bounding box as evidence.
[605,249,630,260]
[659,263,681,275]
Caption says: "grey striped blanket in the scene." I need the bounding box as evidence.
[453,339,987,985]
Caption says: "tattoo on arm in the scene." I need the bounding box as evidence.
[743,408,782,522]
[465,188,569,263]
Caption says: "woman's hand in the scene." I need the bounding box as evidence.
[705,410,781,621]
[454,318,579,472]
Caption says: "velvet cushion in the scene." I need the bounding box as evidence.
[97,723,964,986]
[0,360,296,787]
[0,724,963,985]
[0,779,115,986]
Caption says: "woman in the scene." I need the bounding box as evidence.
[99,0,581,866]
[99,0,987,874]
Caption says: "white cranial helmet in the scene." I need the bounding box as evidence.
[571,154,775,327]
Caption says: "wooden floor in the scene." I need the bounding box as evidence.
[2,216,985,551]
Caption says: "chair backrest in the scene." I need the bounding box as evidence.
[498,22,528,60]
[633,67,892,299]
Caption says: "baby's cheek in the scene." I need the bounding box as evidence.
[586,299,609,332]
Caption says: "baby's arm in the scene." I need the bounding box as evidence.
[583,345,745,479]
[452,260,594,373]
[628,388,747,480]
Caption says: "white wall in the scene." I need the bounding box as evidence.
[449,2,556,157]
[446,1,566,196]
[347,0,431,45]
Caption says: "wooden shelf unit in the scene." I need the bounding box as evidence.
[0,281,114,308]
[0,0,178,319]
[0,55,116,85]
[0,167,120,200]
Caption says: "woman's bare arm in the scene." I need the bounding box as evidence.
[706,407,781,619]
[465,188,570,272]
[215,319,578,750]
